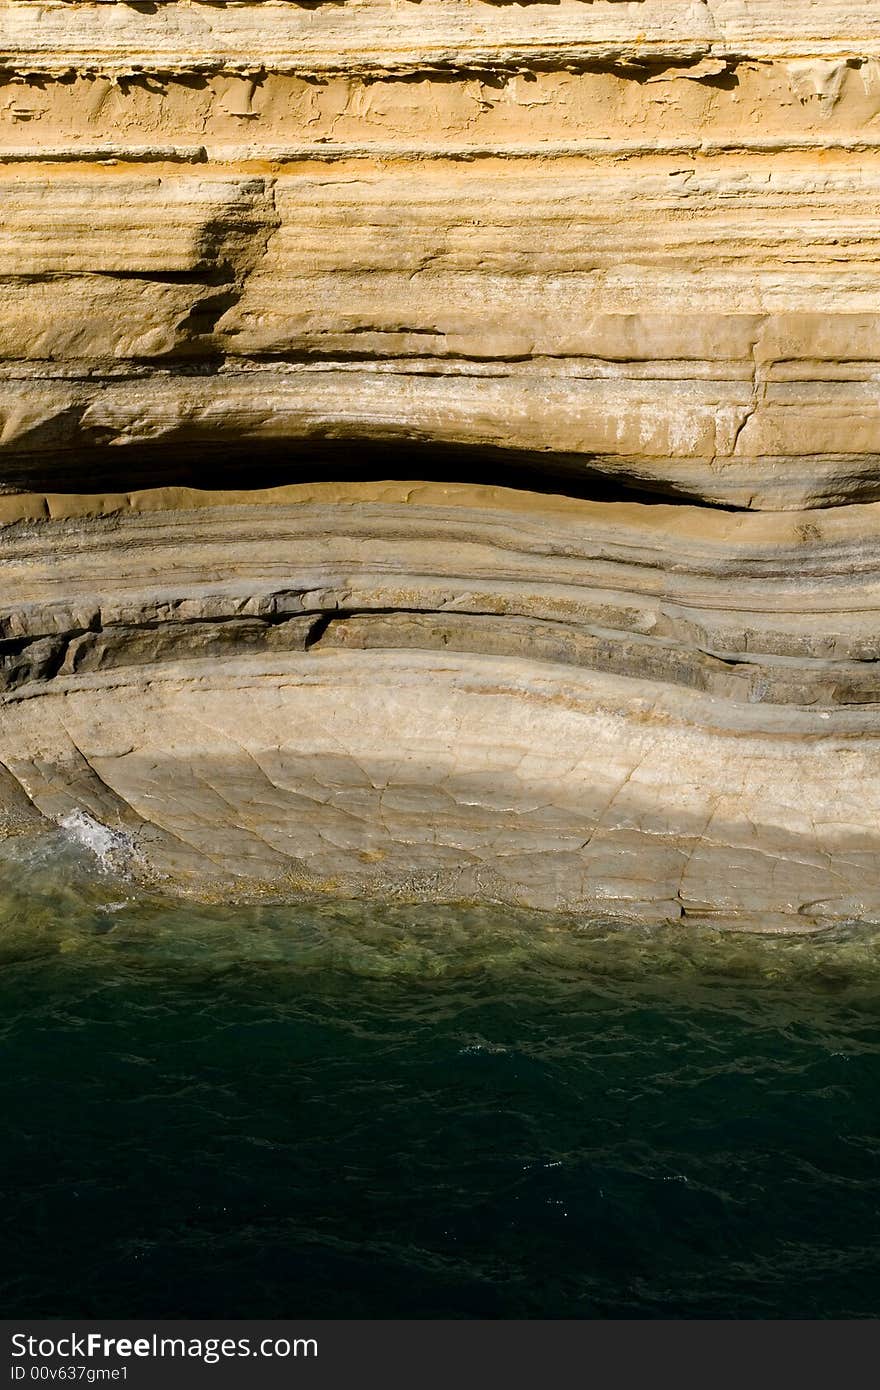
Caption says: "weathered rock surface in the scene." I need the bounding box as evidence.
[1,2,879,927]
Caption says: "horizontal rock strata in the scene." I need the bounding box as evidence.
[1,2,879,927]
[3,3,880,507]
[0,482,878,927]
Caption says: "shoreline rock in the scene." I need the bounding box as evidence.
[2,4,880,927]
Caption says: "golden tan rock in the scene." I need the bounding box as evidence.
[1,2,879,927]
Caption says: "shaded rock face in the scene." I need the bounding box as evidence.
[1,1,879,928]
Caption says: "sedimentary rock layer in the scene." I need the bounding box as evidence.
[0,482,879,926]
[2,3,880,504]
[1,2,879,926]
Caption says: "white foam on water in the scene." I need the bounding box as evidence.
[57,809,138,877]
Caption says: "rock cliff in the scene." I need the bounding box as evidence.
[1,1,880,927]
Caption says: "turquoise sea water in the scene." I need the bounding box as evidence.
[0,830,878,1319]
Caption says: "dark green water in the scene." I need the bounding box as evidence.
[1,830,879,1319]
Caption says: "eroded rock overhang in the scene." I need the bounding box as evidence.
[1,0,880,927]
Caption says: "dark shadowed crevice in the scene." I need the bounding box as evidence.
[0,437,744,511]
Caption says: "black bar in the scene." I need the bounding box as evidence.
[2,1320,878,1390]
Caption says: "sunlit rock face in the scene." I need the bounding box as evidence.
[2,1,880,927]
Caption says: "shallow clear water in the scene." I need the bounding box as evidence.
[1,829,879,1319]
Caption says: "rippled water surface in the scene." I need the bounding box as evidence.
[1,830,879,1318]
